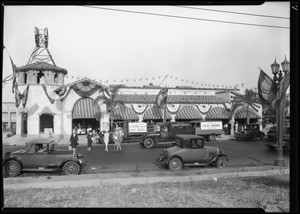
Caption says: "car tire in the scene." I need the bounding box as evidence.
[63,161,81,175]
[5,160,22,177]
[208,134,216,142]
[168,157,183,171]
[216,157,227,168]
[143,138,154,148]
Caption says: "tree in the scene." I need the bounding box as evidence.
[229,89,261,135]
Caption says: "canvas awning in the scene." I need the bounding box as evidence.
[143,106,171,120]
[206,107,230,119]
[110,106,139,120]
[175,106,203,120]
[72,98,101,119]
[235,106,260,119]
[39,106,55,115]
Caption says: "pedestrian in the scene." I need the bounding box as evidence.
[104,130,110,152]
[69,129,79,157]
[235,122,239,134]
[118,125,124,151]
[224,123,228,135]
[113,124,121,152]
[92,129,98,146]
[87,130,93,152]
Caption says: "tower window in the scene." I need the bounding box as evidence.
[54,73,58,83]
[24,72,27,84]
[37,71,45,84]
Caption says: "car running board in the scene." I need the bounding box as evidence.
[184,163,207,166]
[22,168,60,172]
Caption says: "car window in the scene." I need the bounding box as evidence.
[191,139,203,149]
[35,144,47,153]
[175,138,182,147]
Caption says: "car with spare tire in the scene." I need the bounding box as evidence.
[158,134,229,171]
[3,138,87,177]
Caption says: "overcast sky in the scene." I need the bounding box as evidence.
[2,2,290,101]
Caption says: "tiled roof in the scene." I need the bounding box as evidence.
[143,106,172,120]
[16,62,68,74]
[206,107,230,119]
[175,106,203,120]
[235,106,261,119]
[115,94,227,104]
[110,106,139,120]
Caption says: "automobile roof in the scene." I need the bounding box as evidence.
[176,134,204,139]
[25,138,56,145]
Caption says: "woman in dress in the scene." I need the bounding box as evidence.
[69,129,79,157]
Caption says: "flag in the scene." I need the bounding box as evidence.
[15,85,29,108]
[9,56,17,93]
[274,71,290,108]
[257,69,277,107]
[156,88,168,109]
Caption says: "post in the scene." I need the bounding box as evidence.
[274,92,285,166]
[163,107,166,123]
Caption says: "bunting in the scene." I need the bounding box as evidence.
[15,85,29,108]
[42,85,55,104]
[257,69,277,107]
[9,56,18,93]
[274,71,290,108]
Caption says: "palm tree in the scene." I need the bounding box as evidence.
[229,89,260,135]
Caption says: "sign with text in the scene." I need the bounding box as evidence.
[200,121,222,130]
[128,122,147,133]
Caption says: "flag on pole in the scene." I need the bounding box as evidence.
[156,88,168,109]
[9,56,18,93]
[257,69,277,107]
[274,71,290,108]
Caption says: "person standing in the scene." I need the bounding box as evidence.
[224,123,228,135]
[113,124,121,152]
[118,125,124,151]
[103,130,110,152]
[69,129,79,157]
[87,130,93,152]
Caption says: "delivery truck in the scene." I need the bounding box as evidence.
[190,120,223,141]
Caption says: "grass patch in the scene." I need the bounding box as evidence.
[4,174,289,209]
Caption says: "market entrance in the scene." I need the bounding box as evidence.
[72,98,101,134]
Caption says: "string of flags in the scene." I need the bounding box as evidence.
[64,74,235,89]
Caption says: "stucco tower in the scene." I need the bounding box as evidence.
[15,27,68,138]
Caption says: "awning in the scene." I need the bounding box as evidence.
[39,106,55,115]
[206,107,230,119]
[110,106,139,120]
[143,106,171,120]
[175,106,203,120]
[72,98,100,119]
[235,106,260,119]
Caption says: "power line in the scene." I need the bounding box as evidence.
[173,5,290,20]
[81,6,289,29]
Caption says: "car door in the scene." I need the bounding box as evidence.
[189,139,209,164]
[32,143,48,169]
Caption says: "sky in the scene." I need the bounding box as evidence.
[2,2,291,102]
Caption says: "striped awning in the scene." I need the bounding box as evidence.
[143,106,171,120]
[206,107,230,119]
[175,106,203,120]
[235,106,261,119]
[110,106,139,120]
[39,106,55,115]
[72,98,100,119]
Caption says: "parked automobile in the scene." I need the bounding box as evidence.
[158,134,228,171]
[265,126,290,151]
[235,124,265,141]
[141,122,194,148]
[3,138,87,177]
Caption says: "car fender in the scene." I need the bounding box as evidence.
[58,158,82,168]
[3,156,24,168]
[209,154,229,164]
[166,155,183,165]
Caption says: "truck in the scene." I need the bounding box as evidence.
[190,120,223,142]
[140,122,194,148]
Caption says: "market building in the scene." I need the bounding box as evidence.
[5,27,262,139]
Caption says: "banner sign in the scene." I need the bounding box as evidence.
[200,121,222,130]
[128,122,147,133]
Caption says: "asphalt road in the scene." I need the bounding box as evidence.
[3,138,290,176]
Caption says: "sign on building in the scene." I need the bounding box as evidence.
[200,121,222,130]
[128,122,147,133]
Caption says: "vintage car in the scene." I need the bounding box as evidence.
[158,134,228,171]
[235,124,265,141]
[141,122,194,148]
[3,138,87,177]
[265,126,290,151]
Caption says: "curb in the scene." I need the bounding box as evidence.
[4,168,289,190]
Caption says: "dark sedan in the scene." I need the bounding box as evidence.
[3,138,87,177]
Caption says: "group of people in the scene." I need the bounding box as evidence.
[68,123,124,156]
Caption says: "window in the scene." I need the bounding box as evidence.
[196,123,200,127]
[40,114,54,133]
[54,73,58,83]
[24,72,27,84]
[191,139,203,149]
[37,71,45,84]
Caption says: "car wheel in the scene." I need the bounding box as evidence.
[63,161,81,175]
[208,134,216,142]
[5,160,22,177]
[143,138,154,148]
[168,157,183,171]
[216,157,227,168]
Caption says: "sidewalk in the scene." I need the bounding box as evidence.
[4,166,289,190]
